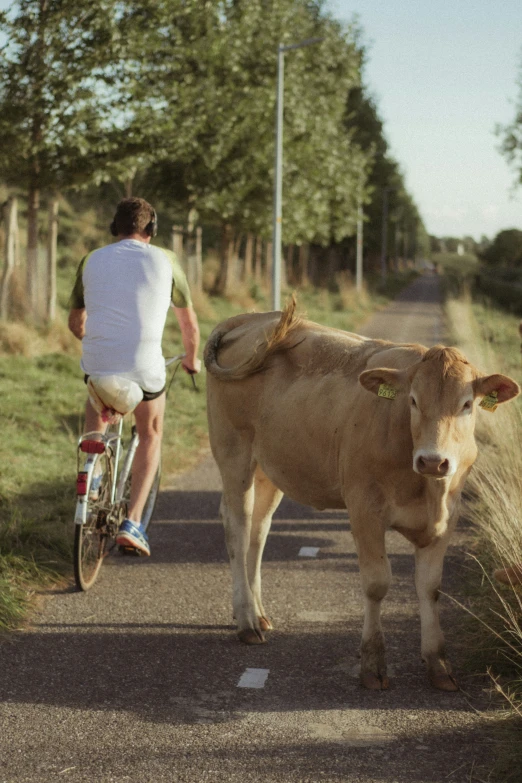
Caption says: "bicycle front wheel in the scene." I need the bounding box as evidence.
[74,451,112,591]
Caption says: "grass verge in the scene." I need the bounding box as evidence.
[446,295,522,780]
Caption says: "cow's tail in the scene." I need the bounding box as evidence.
[204,295,303,381]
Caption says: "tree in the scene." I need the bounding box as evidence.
[0,0,126,320]
[345,84,428,269]
[481,229,522,267]
[498,55,522,186]
[117,0,371,290]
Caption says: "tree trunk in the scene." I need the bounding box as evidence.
[172,225,184,267]
[26,186,40,316]
[243,233,254,280]
[298,244,309,286]
[265,241,273,289]
[0,196,18,320]
[194,226,203,293]
[327,245,339,286]
[254,237,263,282]
[284,243,294,287]
[186,225,203,294]
[215,223,235,296]
[232,234,242,282]
[46,194,59,323]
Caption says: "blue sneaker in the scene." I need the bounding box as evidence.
[116,519,151,556]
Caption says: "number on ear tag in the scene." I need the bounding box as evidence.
[479,391,498,412]
[378,383,397,400]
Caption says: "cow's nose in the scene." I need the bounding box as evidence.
[415,455,450,477]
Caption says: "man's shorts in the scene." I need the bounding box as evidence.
[83,375,165,402]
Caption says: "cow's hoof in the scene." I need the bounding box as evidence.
[258,615,273,632]
[238,628,266,645]
[430,672,459,691]
[360,672,389,690]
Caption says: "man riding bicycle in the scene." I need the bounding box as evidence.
[68,197,201,557]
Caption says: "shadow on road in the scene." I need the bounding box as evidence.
[155,490,346,522]
[0,617,488,723]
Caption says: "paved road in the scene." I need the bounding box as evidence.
[0,276,496,783]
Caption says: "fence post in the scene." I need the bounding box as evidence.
[0,196,18,319]
[46,195,59,323]
[172,225,184,267]
[194,226,203,292]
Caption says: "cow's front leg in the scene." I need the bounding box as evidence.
[352,522,392,690]
[247,467,283,633]
[414,532,458,691]
[220,468,264,645]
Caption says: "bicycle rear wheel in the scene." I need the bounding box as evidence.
[74,451,112,590]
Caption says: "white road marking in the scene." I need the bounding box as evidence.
[237,668,270,689]
[298,546,319,557]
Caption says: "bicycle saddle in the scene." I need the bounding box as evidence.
[87,375,143,421]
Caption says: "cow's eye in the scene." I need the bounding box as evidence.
[462,400,472,412]
[410,396,417,408]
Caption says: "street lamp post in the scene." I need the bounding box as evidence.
[355,173,364,293]
[356,198,363,293]
[272,37,322,311]
[380,186,397,283]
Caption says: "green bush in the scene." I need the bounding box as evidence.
[475,272,522,315]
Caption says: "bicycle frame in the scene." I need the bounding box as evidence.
[75,353,187,527]
[74,418,131,525]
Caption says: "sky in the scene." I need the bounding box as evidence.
[329,0,522,239]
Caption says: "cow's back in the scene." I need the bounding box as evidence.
[205,311,426,509]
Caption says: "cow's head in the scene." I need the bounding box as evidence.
[359,346,520,479]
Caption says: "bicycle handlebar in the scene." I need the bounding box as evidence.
[165,354,186,367]
[165,353,198,391]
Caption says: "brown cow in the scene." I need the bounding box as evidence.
[204,300,520,691]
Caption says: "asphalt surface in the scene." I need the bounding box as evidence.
[0,275,498,783]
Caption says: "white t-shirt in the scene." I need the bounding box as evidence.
[70,239,192,393]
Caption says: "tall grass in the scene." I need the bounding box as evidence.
[447,298,522,698]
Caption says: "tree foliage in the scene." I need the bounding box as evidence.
[116,0,371,244]
[0,0,127,192]
[0,0,428,300]
[498,54,522,186]
[481,228,522,268]
[345,84,429,265]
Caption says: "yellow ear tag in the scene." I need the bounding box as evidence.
[479,391,498,412]
[378,383,397,400]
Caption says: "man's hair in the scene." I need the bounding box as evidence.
[111,197,156,237]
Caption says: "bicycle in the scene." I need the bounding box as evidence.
[73,354,192,591]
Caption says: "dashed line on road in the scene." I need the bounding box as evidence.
[237,668,270,689]
[298,546,319,557]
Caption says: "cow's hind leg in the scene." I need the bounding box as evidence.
[247,467,283,633]
[217,442,263,645]
[352,522,391,690]
[415,533,458,691]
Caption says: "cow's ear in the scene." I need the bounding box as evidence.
[359,368,408,396]
[474,373,520,404]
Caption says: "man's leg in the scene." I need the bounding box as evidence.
[82,399,107,500]
[84,398,106,435]
[127,392,165,524]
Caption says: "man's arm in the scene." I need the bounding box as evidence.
[173,305,201,374]
[68,308,86,340]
